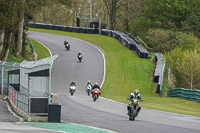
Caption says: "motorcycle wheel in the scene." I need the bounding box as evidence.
[88,90,90,96]
[129,109,136,121]
[129,116,135,121]
[71,92,73,96]
[93,97,97,101]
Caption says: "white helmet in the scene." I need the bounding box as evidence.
[134,89,139,96]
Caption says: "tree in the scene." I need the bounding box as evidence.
[16,0,25,57]
[176,50,200,89]
[145,29,178,52]
[165,48,200,90]
[144,0,192,29]
[0,0,17,61]
[103,0,121,30]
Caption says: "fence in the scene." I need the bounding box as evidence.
[167,88,200,102]
[0,61,20,95]
[8,85,48,115]
[8,85,29,114]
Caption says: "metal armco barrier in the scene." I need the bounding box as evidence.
[167,88,200,102]
[154,53,166,96]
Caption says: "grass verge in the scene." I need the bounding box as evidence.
[27,38,51,59]
[29,28,200,117]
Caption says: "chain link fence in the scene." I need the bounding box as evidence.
[0,61,20,95]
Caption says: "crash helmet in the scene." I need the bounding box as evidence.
[134,89,139,96]
[87,80,91,83]
[72,81,75,84]
[95,82,98,86]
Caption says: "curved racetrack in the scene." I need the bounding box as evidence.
[28,31,200,133]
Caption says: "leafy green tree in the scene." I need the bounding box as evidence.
[145,29,178,52]
[176,32,200,51]
[176,50,200,89]
[144,0,193,29]
[165,48,200,90]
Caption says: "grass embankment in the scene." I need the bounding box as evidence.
[29,28,200,117]
[27,38,51,59]
[7,38,50,62]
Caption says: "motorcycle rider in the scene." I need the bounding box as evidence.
[91,82,101,95]
[64,41,70,50]
[86,80,92,94]
[78,52,82,58]
[127,89,143,116]
[86,80,92,89]
[70,81,76,87]
[77,52,83,61]
[64,40,68,45]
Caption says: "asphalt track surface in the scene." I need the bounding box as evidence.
[27,31,200,133]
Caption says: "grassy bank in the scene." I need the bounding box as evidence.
[27,38,51,59]
[29,28,200,117]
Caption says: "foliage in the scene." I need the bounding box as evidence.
[0,0,71,62]
[144,0,197,29]
[176,32,200,51]
[165,48,200,90]
[145,29,178,52]
[176,50,200,89]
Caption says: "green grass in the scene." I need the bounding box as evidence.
[29,28,200,117]
[27,38,51,59]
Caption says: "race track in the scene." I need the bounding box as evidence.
[28,31,200,133]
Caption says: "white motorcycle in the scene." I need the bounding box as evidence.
[69,85,76,96]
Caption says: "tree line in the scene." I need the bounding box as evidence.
[0,0,71,61]
[1,0,200,90]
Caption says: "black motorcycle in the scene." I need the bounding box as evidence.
[64,41,70,51]
[78,53,83,62]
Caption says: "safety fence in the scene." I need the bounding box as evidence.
[8,85,49,115]
[9,85,29,114]
[0,61,20,95]
[167,88,200,102]
[153,53,166,96]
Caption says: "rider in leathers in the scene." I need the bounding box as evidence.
[70,81,76,87]
[86,80,92,92]
[127,89,143,116]
[91,82,101,96]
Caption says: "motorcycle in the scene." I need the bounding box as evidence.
[64,41,70,50]
[92,88,100,101]
[127,98,141,121]
[86,84,92,96]
[69,85,76,96]
[78,54,83,62]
